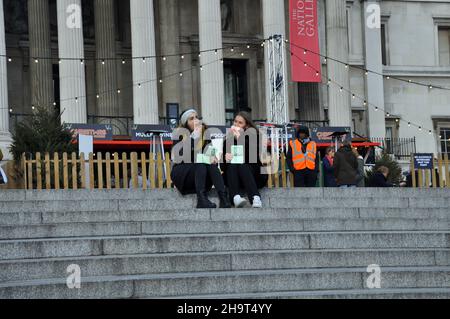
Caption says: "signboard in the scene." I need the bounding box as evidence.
[310,127,352,144]
[289,0,321,82]
[131,125,228,142]
[131,125,172,141]
[413,153,434,169]
[65,124,113,141]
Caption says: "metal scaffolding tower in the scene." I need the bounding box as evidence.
[266,34,289,126]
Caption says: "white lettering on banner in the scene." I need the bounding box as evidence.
[293,0,316,37]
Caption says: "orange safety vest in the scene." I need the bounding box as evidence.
[289,139,317,170]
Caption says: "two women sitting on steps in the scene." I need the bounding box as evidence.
[171,109,267,209]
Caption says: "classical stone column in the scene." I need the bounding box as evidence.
[199,0,225,125]
[262,0,289,123]
[94,0,119,119]
[57,0,87,124]
[364,0,386,138]
[130,0,159,124]
[28,0,54,109]
[326,0,352,127]
[0,0,11,160]
[159,0,181,113]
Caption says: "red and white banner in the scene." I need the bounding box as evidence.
[289,0,321,82]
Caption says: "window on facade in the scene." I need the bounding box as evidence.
[381,23,387,65]
[438,27,450,66]
[223,59,249,126]
[439,127,450,154]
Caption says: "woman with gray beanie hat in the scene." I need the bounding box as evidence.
[170,109,231,209]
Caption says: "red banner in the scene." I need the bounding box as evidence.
[289,0,321,82]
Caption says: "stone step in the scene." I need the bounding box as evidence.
[2,188,450,202]
[1,218,449,240]
[0,266,449,299]
[1,196,450,212]
[1,248,449,282]
[0,231,449,260]
[1,208,449,227]
[165,287,450,299]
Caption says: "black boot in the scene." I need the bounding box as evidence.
[196,192,217,209]
[218,191,232,208]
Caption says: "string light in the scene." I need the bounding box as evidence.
[122,59,126,64]
[241,52,245,56]
[34,58,38,63]
[214,50,218,55]
[288,41,450,91]
[8,57,12,62]
[288,46,436,135]
[247,44,251,49]
[179,72,183,77]
[181,55,185,59]
[230,47,234,52]
[80,59,84,65]
[3,41,258,114]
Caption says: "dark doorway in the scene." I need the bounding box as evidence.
[223,59,249,126]
[52,63,60,114]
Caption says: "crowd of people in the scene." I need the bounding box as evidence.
[170,109,395,209]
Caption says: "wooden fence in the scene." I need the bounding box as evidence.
[409,153,450,188]
[21,152,309,190]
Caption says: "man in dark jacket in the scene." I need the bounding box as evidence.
[369,166,394,187]
[333,141,359,187]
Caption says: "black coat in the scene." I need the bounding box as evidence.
[220,130,268,189]
[323,156,337,187]
[170,130,212,195]
[369,172,393,187]
[333,146,359,186]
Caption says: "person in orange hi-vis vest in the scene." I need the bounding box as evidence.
[286,126,320,187]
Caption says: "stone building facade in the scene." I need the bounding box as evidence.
[1,0,450,160]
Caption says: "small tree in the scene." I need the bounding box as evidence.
[9,107,77,186]
[365,152,403,186]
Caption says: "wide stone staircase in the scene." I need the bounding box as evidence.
[0,188,449,299]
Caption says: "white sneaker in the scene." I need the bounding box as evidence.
[233,195,247,208]
[252,196,263,208]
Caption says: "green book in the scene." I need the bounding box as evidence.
[231,145,244,164]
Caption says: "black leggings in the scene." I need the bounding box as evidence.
[183,164,225,195]
[225,164,261,202]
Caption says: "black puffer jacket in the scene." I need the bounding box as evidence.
[333,145,359,186]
